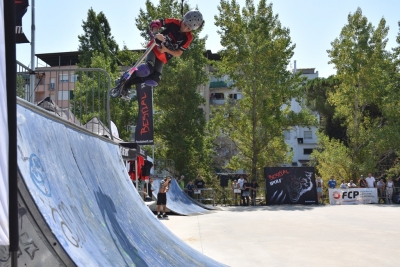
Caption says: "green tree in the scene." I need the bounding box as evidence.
[78,8,119,72]
[75,8,139,140]
[214,0,316,181]
[316,8,394,179]
[377,21,400,178]
[135,0,212,179]
[302,76,346,142]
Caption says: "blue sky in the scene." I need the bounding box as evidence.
[17,0,400,78]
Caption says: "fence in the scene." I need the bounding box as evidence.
[16,63,113,138]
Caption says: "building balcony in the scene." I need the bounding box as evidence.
[209,81,228,88]
[210,99,225,105]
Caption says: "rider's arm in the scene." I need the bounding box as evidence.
[158,43,183,57]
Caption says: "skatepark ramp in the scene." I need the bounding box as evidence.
[0,99,226,267]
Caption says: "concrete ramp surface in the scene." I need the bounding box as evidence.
[6,100,225,267]
[152,179,210,215]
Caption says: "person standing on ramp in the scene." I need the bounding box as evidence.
[157,177,172,218]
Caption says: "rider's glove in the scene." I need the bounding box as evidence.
[150,20,162,32]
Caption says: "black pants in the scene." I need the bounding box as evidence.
[157,192,167,205]
[125,50,164,87]
[251,190,257,205]
[242,192,249,205]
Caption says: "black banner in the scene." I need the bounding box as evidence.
[264,167,318,205]
[135,83,154,145]
[15,0,29,43]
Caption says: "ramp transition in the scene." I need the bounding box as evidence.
[0,100,226,267]
[152,179,210,216]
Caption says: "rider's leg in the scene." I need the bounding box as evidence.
[143,58,164,86]
[135,51,157,77]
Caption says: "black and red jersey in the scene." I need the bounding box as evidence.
[149,18,193,64]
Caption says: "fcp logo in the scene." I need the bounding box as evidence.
[332,191,341,199]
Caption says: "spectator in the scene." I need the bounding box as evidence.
[237,176,245,205]
[250,180,260,206]
[195,176,206,199]
[231,179,240,206]
[144,177,155,201]
[157,176,172,219]
[339,180,348,189]
[185,180,195,198]
[365,173,376,188]
[316,176,323,204]
[241,178,250,206]
[358,175,367,188]
[377,178,386,202]
[386,178,394,204]
[177,175,185,190]
[328,176,337,189]
[347,180,357,188]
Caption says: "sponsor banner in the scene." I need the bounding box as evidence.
[15,0,29,43]
[329,188,378,205]
[135,83,154,145]
[264,167,318,205]
[0,0,9,245]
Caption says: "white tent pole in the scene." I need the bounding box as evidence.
[29,0,35,103]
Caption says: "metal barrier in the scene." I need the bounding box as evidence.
[377,186,400,204]
[194,188,215,206]
[16,65,113,139]
[219,188,265,206]
[16,60,32,101]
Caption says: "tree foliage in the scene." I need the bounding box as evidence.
[312,8,400,180]
[76,8,139,140]
[214,0,316,181]
[302,76,346,142]
[78,8,119,72]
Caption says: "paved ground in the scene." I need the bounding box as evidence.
[161,204,400,267]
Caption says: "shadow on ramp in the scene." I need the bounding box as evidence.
[152,179,210,216]
[0,99,226,267]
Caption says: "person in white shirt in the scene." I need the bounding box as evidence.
[386,178,394,204]
[237,176,245,205]
[339,180,348,189]
[347,180,357,188]
[376,178,386,202]
[365,173,376,188]
[237,176,244,189]
[316,176,323,204]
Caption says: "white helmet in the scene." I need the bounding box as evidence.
[183,10,204,31]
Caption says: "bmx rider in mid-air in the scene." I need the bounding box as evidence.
[118,10,204,100]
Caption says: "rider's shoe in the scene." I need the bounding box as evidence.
[120,85,131,101]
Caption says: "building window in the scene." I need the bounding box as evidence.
[304,130,312,139]
[58,90,69,100]
[59,74,69,83]
[50,78,55,90]
[71,74,78,82]
[210,93,224,100]
[303,148,313,155]
[228,93,242,99]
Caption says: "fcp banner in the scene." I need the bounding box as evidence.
[329,188,378,205]
[0,0,10,245]
[135,83,154,145]
[264,167,318,205]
